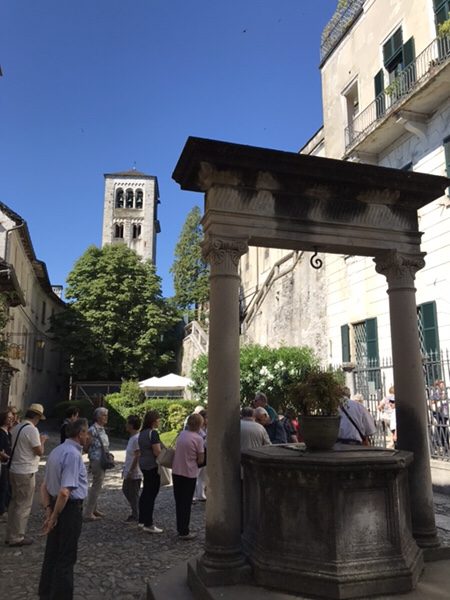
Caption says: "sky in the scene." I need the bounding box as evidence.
[0,0,338,298]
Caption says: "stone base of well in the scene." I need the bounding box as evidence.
[241,445,423,599]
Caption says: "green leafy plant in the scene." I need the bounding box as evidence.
[190,344,318,411]
[287,369,344,416]
[385,79,402,97]
[438,18,450,38]
[104,395,198,434]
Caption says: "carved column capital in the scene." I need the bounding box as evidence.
[374,251,425,291]
[201,236,248,275]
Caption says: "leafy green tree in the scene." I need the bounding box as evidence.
[170,206,209,319]
[51,244,179,381]
[190,344,319,411]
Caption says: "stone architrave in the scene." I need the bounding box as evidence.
[197,234,249,582]
[375,250,439,548]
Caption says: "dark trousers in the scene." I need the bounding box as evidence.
[0,465,10,514]
[38,500,83,600]
[173,474,196,536]
[122,477,141,519]
[139,468,160,527]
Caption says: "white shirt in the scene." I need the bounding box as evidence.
[339,400,376,443]
[9,421,41,475]
[123,433,142,480]
[240,419,271,451]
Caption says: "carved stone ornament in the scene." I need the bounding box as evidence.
[374,251,425,289]
[201,236,248,269]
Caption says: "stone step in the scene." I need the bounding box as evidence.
[148,558,450,600]
[146,562,194,600]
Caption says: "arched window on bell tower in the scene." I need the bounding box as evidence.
[136,189,144,209]
[115,188,124,208]
[132,224,142,239]
[126,189,134,208]
[114,224,124,238]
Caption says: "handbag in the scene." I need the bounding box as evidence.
[158,465,172,486]
[94,428,115,470]
[156,446,175,469]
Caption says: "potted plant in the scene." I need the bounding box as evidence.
[287,369,344,450]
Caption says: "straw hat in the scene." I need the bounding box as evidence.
[28,403,46,420]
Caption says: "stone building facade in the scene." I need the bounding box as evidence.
[0,202,67,411]
[240,0,450,398]
[102,168,160,263]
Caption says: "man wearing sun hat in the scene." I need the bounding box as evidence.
[5,403,48,547]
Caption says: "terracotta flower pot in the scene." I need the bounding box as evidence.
[299,415,341,450]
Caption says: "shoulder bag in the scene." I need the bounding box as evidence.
[341,404,371,447]
[95,427,115,470]
[8,423,30,468]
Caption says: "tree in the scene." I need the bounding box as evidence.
[170,206,209,319]
[51,244,179,381]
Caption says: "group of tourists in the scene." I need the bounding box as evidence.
[0,383,386,599]
[242,388,376,450]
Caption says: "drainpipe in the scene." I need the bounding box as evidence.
[4,219,25,263]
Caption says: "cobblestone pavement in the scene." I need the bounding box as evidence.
[0,433,206,600]
[2,433,450,600]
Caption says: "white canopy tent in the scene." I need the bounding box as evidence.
[138,373,193,399]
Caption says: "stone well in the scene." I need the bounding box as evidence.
[241,445,423,599]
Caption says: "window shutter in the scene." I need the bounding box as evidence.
[374,70,384,97]
[365,318,379,366]
[420,301,440,354]
[444,136,450,176]
[383,28,403,67]
[403,37,415,67]
[374,69,385,117]
[341,324,350,363]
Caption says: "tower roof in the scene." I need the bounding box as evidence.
[104,168,155,179]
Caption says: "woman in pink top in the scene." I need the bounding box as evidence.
[172,413,205,540]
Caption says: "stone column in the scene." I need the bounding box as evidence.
[375,250,439,548]
[199,234,249,582]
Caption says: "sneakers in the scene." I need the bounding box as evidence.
[178,532,197,540]
[143,525,163,534]
[137,523,145,529]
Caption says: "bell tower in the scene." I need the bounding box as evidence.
[102,168,160,263]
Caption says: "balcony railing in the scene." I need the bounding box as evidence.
[345,35,450,150]
[320,0,365,64]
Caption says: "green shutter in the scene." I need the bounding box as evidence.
[341,324,350,363]
[420,302,440,354]
[374,69,385,117]
[365,318,379,366]
[374,70,384,97]
[444,137,450,177]
[383,28,403,67]
[403,37,415,66]
[436,6,448,24]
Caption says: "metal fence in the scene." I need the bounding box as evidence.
[345,34,450,150]
[348,350,450,461]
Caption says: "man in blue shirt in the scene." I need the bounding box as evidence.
[38,418,89,600]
